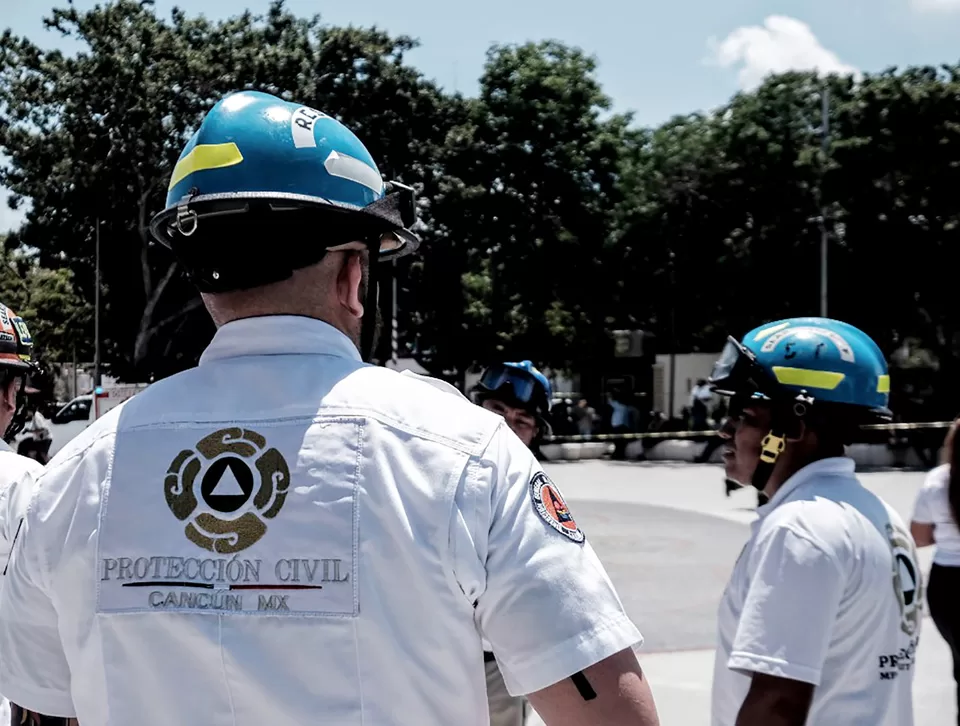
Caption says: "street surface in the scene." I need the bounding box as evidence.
[522,461,952,725]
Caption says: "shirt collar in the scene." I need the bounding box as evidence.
[199,315,362,366]
[0,439,11,453]
[757,456,856,517]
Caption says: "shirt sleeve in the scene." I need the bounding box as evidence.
[470,424,643,696]
[727,525,845,686]
[0,477,75,717]
[911,486,934,524]
[911,467,946,524]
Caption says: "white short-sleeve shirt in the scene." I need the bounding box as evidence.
[912,463,960,567]
[711,457,922,726]
[0,441,44,724]
[0,316,641,724]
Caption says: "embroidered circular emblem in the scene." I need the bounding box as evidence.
[164,427,290,554]
[530,472,584,543]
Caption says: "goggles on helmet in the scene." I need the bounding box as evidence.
[478,364,550,415]
[708,336,780,402]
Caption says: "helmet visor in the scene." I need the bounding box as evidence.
[708,336,778,399]
[479,364,549,412]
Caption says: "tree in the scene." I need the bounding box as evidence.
[0,240,92,365]
[0,1,460,379]
[413,41,633,377]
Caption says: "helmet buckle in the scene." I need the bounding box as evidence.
[759,432,786,464]
[175,191,199,237]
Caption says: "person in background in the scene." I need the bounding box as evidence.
[17,388,52,464]
[708,317,922,726]
[689,378,712,431]
[472,360,553,726]
[607,390,631,460]
[0,303,45,725]
[573,398,596,437]
[911,416,960,725]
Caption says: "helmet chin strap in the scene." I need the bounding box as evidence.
[3,372,30,443]
[751,425,786,492]
[749,398,810,492]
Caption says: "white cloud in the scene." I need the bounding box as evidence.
[912,0,960,10]
[708,16,860,91]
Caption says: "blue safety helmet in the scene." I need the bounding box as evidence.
[709,317,891,418]
[475,361,553,434]
[148,90,421,360]
[709,317,891,491]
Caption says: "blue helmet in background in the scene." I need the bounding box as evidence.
[709,317,891,418]
[475,360,554,434]
[149,90,419,293]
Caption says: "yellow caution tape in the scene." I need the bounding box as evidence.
[543,420,953,444]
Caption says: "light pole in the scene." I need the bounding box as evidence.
[94,218,101,388]
[819,83,831,318]
[667,249,677,419]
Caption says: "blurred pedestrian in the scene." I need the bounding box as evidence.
[911,416,960,725]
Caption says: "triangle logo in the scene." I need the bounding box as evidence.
[210,466,245,497]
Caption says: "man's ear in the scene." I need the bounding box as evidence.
[336,252,364,318]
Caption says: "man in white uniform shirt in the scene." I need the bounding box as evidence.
[0,303,45,726]
[0,91,659,726]
[707,317,922,726]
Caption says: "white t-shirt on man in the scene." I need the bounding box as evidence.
[712,457,921,726]
[0,440,44,724]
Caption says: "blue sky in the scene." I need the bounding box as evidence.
[2,0,960,231]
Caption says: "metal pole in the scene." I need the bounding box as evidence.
[391,258,398,367]
[94,218,101,388]
[668,251,677,419]
[72,344,78,399]
[820,83,830,318]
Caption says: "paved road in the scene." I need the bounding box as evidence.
[521,461,953,725]
[568,500,745,653]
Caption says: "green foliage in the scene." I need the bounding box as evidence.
[0,241,91,363]
[2,2,960,412]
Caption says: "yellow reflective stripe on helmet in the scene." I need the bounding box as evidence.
[771,366,845,390]
[168,143,244,191]
[877,374,890,394]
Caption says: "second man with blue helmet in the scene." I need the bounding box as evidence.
[474,360,553,449]
[472,360,554,726]
[707,317,922,726]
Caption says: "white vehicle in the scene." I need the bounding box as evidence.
[17,383,148,460]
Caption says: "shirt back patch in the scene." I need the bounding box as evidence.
[97,419,363,617]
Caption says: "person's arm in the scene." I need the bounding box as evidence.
[910,481,936,547]
[468,425,659,726]
[727,525,846,726]
[526,647,659,726]
[734,673,814,726]
[910,521,935,547]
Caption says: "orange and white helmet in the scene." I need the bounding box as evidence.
[0,303,34,372]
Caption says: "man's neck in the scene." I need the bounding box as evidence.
[762,450,843,499]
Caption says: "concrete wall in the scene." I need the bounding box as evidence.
[653,352,722,418]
